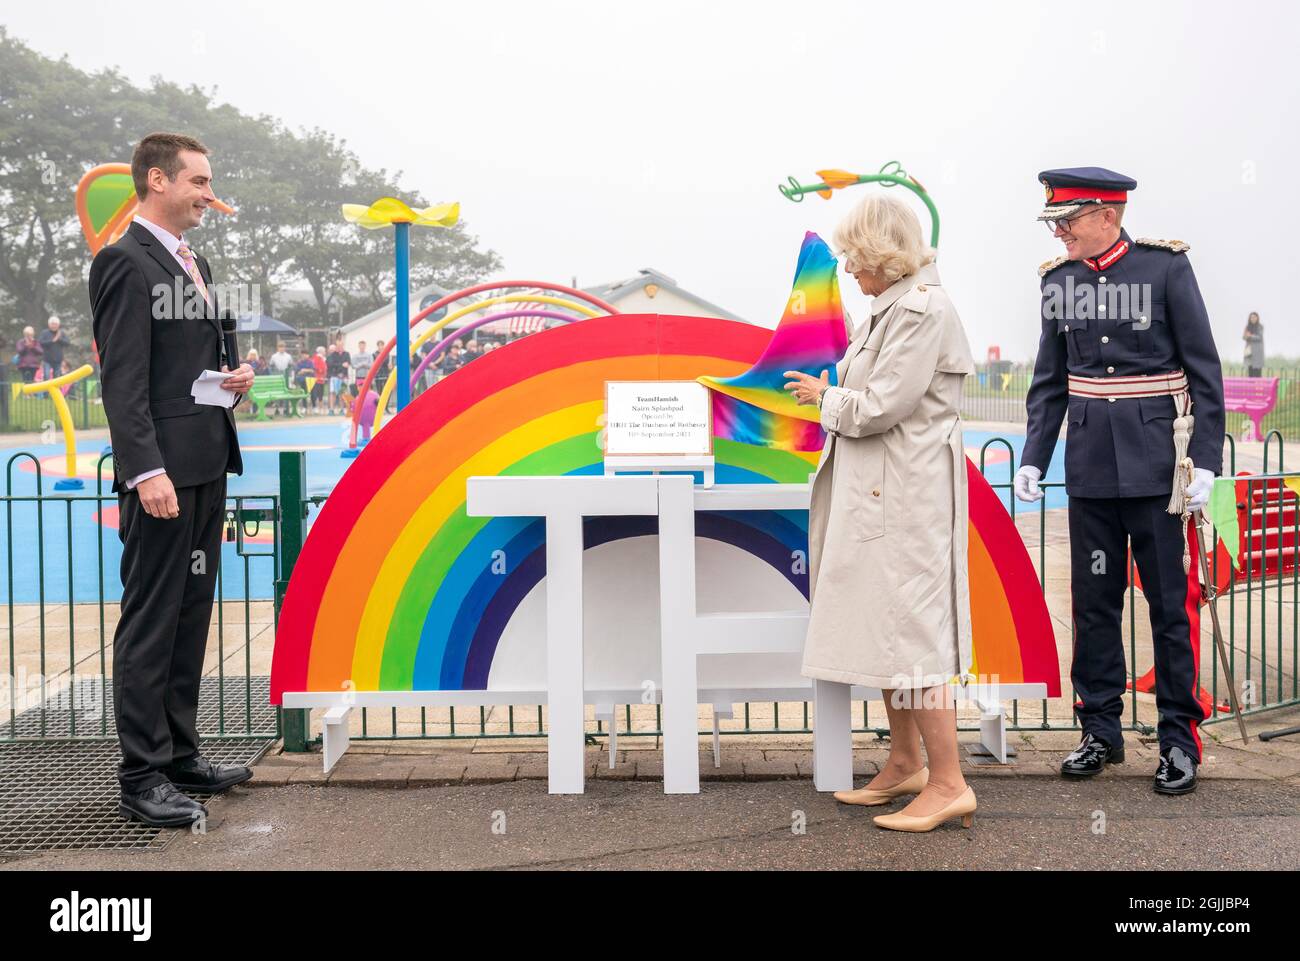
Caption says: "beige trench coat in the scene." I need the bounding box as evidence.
[801,261,976,689]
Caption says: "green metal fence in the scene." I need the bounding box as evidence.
[275,439,1299,751]
[3,443,1295,752]
[1,452,281,743]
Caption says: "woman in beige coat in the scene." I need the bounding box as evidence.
[785,193,977,832]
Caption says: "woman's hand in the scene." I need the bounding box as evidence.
[783,369,830,406]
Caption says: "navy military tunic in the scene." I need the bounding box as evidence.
[1022,228,1225,761]
[1023,228,1225,495]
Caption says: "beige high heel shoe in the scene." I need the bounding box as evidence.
[832,767,929,806]
[872,785,977,832]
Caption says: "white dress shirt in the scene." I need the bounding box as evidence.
[121,216,188,491]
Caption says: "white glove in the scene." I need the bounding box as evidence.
[1186,467,1215,513]
[1014,465,1044,503]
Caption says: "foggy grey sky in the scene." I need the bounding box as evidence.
[7,1,1297,360]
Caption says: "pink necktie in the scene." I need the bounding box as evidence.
[175,241,211,305]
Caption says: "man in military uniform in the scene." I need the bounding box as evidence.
[1013,167,1224,795]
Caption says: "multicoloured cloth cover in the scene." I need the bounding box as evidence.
[698,231,847,451]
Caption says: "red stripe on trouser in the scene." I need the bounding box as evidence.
[1183,517,1209,756]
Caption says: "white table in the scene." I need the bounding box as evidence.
[465,473,853,795]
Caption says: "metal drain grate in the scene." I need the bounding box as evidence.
[0,738,270,856]
[0,676,275,856]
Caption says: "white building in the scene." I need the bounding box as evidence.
[582,268,746,322]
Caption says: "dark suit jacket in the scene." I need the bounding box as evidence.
[89,221,243,493]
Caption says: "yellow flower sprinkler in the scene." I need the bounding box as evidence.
[340,197,459,413]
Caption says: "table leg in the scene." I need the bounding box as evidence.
[658,475,700,794]
[812,679,853,792]
[546,512,586,794]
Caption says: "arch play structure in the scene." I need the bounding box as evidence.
[345,280,620,449]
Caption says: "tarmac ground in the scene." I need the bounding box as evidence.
[4,715,1298,871]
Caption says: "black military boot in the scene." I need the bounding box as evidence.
[1153,745,1198,795]
[1060,732,1125,777]
[119,781,207,828]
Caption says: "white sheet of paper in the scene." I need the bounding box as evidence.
[191,369,238,408]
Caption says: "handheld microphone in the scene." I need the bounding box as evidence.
[220,311,239,373]
[220,311,243,408]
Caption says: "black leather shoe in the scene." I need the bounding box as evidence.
[1153,745,1198,795]
[163,755,253,794]
[119,781,207,828]
[1060,732,1125,777]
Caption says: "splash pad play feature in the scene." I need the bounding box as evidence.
[340,197,461,412]
[76,163,235,254]
[344,281,620,451]
[778,161,941,245]
[19,364,96,490]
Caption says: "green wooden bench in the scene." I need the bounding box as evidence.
[247,373,308,421]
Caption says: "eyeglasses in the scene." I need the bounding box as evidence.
[1044,206,1107,234]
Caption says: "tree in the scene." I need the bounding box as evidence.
[0,28,502,364]
[0,28,142,350]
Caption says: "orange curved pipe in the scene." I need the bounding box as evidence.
[76,162,234,254]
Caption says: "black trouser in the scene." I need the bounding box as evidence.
[113,475,227,792]
[1067,494,1209,760]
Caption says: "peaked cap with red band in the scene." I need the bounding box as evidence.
[1037,166,1137,221]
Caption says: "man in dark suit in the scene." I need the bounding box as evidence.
[1015,167,1224,796]
[89,132,256,827]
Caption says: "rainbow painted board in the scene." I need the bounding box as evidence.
[271,311,1059,702]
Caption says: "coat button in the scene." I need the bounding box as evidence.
[1099,304,1107,313]
[1098,276,1107,283]
[1107,366,1115,373]
[1108,398,1116,403]
[1140,315,1147,323]
[871,489,881,497]
[1063,324,1070,331]
[916,284,927,292]
[1101,336,1110,344]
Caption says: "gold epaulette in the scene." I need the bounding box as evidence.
[1135,237,1191,253]
[1038,255,1067,278]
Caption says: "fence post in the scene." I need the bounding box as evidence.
[277,449,311,752]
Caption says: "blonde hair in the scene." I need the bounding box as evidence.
[832,193,935,284]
